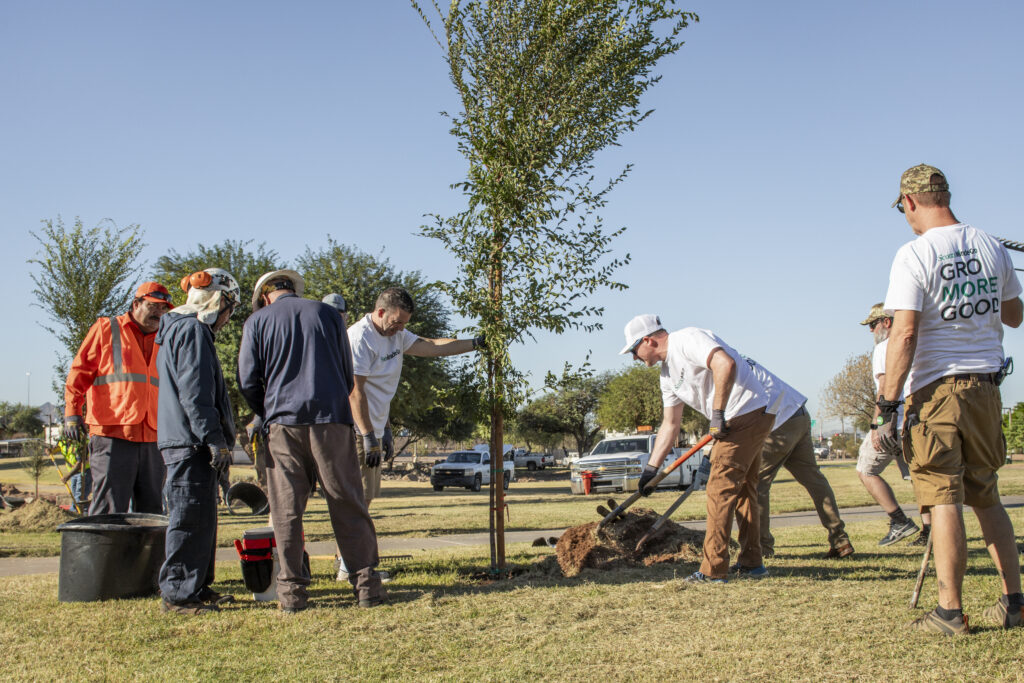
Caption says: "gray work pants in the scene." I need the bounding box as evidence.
[265,423,384,609]
[88,435,165,515]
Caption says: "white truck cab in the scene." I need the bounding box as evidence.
[431,444,515,492]
[568,434,706,495]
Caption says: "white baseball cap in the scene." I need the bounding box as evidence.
[619,314,664,355]
[322,293,347,312]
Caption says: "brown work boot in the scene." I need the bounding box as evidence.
[161,598,219,615]
[982,597,1023,629]
[823,542,855,559]
[907,608,969,636]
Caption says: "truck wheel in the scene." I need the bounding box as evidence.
[503,472,511,490]
[527,462,537,471]
[472,474,482,492]
[433,485,444,492]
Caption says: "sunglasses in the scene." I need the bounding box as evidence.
[144,291,171,302]
[628,337,645,357]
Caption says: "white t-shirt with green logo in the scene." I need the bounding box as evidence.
[660,328,769,420]
[348,314,420,436]
[884,223,1021,394]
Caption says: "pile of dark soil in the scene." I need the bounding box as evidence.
[0,498,77,532]
[1,484,23,496]
[554,507,710,577]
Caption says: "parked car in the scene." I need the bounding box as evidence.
[430,444,515,492]
[813,446,830,459]
[568,434,705,495]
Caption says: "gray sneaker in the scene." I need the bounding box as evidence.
[879,519,919,546]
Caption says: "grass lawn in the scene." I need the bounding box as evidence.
[1,510,1022,680]
[4,460,1024,558]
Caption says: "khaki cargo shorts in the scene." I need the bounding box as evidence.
[353,427,381,505]
[856,433,899,476]
[903,376,1004,508]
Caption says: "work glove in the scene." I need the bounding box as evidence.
[382,424,394,460]
[245,415,264,441]
[875,399,902,455]
[363,432,382,468]
[709,409,729,440]
[472,334,486,351]
[212,444,233,470]
[62,415,84,442]
[638,465,658,497]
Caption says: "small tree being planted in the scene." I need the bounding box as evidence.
[413,0,697,572]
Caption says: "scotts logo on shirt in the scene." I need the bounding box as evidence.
[937,253,1000,321]
[381,350,401,362]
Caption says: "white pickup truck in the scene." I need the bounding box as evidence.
[513,448,554,471]
[568,434,706,495]
[431,444,515,492]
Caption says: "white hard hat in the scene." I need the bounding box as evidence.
[202,268,241,305]
[252,269,305,311]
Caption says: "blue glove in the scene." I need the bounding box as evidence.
[709,409,729,440]
[472,334,486,351]
[695,457,711,489]
[246,415,265,441]
[212,444,233,470]
[638,465,658,497]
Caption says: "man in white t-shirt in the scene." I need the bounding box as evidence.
[856,303,928,547]
[738,357,852,560]
[623,314,775,583]
[337,286,483,580]
[881,164,1023,634]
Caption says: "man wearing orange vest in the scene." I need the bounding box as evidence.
[63,281,172,515]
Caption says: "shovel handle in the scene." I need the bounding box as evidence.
[909,532,933,608]
[598,434,712,529]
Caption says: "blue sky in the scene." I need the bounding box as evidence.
[3,1,1024,434]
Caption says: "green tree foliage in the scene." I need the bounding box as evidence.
[1002,402,1024,454]
[414,0,695,570]
[296,239,480,448]
[820,352,875,432]
[152,240,280,429]
[541,362,610,456]
[596,365,709,438]
[0,403,45,437]
[28,216,146,392]
[511,397,563,452]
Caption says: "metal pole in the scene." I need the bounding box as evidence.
[26,372,30,406]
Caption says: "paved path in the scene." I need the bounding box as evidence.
[2,495,1021,578]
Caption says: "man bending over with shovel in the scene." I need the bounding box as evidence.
[623,314,774,583]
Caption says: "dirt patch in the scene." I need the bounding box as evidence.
[0,498,77,532]
[553,507,720,577]
[1,484,23,496]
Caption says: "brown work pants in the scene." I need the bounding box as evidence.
[700,407,774,579]
[737,408,849,554]
[266,423,384,609]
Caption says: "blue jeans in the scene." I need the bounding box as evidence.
[69,469,92,508]
[158,448,218,604]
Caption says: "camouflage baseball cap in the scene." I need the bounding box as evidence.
[891,164,949,208]
[860,302,892,325]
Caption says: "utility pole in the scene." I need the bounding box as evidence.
[26,372,30,407]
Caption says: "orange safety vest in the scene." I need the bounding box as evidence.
[85,316,160,428]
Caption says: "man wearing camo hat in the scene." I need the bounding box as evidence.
[857,302,927,548]
[880,164,1023,634]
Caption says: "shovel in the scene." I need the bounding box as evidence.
[634,473,705,553]
[597,434,712,531]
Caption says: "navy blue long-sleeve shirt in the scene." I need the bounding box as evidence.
[155,312,236,457]
[237,293,355,426]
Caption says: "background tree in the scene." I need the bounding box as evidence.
[414,0,695,572]
[510,397,563,453]
[0,403,45,437]
[820,352,875,432]
[20,440,48,500]
[296,239,478,451]
[596,365,708,439]
[542,362,610,457]
[28,216,146,394]
[152,239,280,429]
[1003,402,1024,455]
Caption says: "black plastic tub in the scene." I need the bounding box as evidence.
[56,513,168,602]
[226,482,269,516]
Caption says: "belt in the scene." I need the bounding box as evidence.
[940,373,995,384]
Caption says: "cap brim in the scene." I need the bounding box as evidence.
[890,194,901,208]
[142,295,173,309]
[619,339,639,355]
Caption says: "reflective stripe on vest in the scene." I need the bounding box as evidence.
[91,317,160,388]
